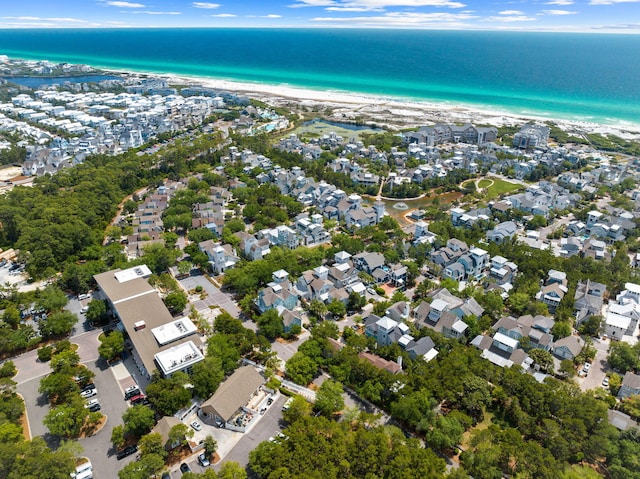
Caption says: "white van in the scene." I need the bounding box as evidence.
[71,460,93,479]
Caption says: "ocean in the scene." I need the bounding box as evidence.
[0,28,639,126]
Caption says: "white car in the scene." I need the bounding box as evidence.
[198,453,210,467]
[80,388,97,399]
[190,420,202,432]
[582,362,591,374]
[602,376,610,388]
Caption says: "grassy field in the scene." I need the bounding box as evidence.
[485,177,522,200]
[478,178,493,189]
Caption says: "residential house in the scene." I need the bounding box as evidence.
[513,124,550,149]
[535,269,568,313]
[487,221,517,243]
[198,240,239,275]
[364,313,438,361]
[619,372,640,399]
[152,416,183,451]
[255,270,299,313]
[358,352,402,374]
[235,231,271,261]
[574,280,606,325]
[552,335,585,361]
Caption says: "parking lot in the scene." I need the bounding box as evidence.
[165,394,286,478]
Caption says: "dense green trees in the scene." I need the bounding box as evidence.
[122,405,156,438]
[314,380,345,418]
[608,342,640,373]
[190,356,224,399]
[145,372,192,417]
[98,330,125,361]
[285,352,318,386]
[249,416,446,479]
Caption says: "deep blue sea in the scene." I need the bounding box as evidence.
[0,29,639,126]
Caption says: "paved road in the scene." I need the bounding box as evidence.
[165,395,287,478]
[215,394,286,469]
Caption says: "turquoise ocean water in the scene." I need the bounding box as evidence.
[0,29,639,126]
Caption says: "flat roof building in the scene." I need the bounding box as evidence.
[94,266,204,378]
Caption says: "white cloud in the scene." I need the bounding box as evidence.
[246,14,283,18]
[292,0,466,9]
[542,9,577,14]
[2,16,88,23]
[499,9,524,14]
[127,11,182,14]
[545,0,574,4]
[589,0,640,4]
[312,11,477,27]
[106,1,145,7]
[486,15,536,22]
[290,0,337,6]
[192,2,221,8]
[210,13,236,17]
[326,6,383,10]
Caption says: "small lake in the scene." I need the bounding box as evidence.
[302,119,383,131]
[2,75,122,88]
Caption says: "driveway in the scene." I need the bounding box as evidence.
[578,337,610,392]
[271,331,310,363]
[179,274,249,328]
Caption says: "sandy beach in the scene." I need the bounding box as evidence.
[127,71,640,141]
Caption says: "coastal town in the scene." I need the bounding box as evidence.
[1,57,640,479]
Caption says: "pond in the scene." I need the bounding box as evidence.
[302,118,383,132]
[365,191,464,226]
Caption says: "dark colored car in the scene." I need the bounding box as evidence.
[81,383,96,392]
[116,445,138,460]
[180,463,191,473]
[124,386,140,400]
[88,403,101,412]
[267,397,273,406]
[129,394,146,405]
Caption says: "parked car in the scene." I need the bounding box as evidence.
[129,394,146,406]
[282,398,293,411]
[602,376,610,388]
[267,397,273,406]
[180,463,191,473]
[124,386,140,400]
[190,420,202,432]
[582,362,591,375]
[116,445,137,460]
[198,453,210,467]
[80,306,89,314]
[366,287,376,295]
[80,388,97,399]
[81,383,96,392]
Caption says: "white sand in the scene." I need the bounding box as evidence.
[114,69,640,139]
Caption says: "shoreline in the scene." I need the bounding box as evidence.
[112,69,640,139]
[5,53,640,138]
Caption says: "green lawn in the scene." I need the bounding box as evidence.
[477,179,492,188]
[485,178,522,200]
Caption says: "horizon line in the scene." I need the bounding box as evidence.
[0,26,639,34]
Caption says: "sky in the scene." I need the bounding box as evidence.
[0,0,639,32]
